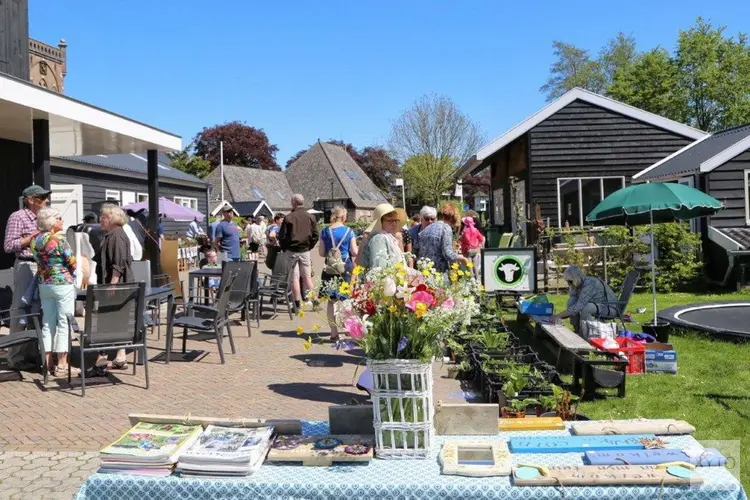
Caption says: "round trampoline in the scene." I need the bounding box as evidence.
[659,301,750,338]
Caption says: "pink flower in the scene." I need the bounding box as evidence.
[344,317,366,339]
[406,291,435,312]
[442,297,455,311]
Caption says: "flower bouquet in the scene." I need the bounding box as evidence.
[333,259,481,458]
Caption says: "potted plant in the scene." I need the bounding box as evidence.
[499,371,538,418]
[538,385,588,420]
[446,360,472,380]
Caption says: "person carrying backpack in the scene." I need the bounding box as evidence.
[318,206,358,341]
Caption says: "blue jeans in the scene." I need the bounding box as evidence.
[39,283,76,353]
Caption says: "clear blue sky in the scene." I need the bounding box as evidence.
[30,0,750,166]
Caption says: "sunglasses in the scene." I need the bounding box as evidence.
[383,218,401,223]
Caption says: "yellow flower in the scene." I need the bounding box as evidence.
[296,326,304,336]
[394,262,404,270]
[421,269,431,277]
[303,336,313,351]
[466,261,473,268]
[415,302,428,318]
[352,266,364,277]
[457,270,465,277]
[449,272,458,283]
[312,324,320,333]
[339,282,352,295]
[451,262,460,271]
[478,284,485,292]
[297,309,306,318]
[388,304,398,313]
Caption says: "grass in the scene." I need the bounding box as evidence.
[542,291,750,490]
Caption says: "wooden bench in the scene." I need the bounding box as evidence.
[531,316,595,369]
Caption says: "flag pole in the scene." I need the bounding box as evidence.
[220,141,224,202]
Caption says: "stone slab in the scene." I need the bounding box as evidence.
[435,403,499,436]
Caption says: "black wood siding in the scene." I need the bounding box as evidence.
[50,166,209,235]
[0,0,29,80]
[0,137,33,270]
[527,100,693,225]
[707,150,750,229]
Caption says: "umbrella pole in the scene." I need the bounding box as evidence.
[650,210,657,325]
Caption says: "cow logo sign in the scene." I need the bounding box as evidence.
[494,256,524,287]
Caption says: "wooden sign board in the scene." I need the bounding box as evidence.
[585,448,727,467]
[499,417,564,431]
[266,435,374,466]
[440,440,511,477]
[510,434,655,453]
[571,419,695,436]
[436,403,499,435]
[513,465,704,486]
[127,413,302,435]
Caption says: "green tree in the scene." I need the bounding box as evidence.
[675,17,750,131]
[598,32,638,87]
[167,146,212,178]
[608,48,687,122]
[540,41,605,100]
[402,154,456,206]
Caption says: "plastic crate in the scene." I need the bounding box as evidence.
[590,337,645,375]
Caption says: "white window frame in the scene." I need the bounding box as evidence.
[556,176,625,227]
[137,192,149,203]
[744,170,750,225]
[105,189,120,202]
[174,196,198,211]
[121,191,136,206]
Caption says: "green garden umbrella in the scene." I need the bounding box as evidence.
[586,182,724,325]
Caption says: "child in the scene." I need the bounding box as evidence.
[202,249,221,298]
[460,216,485,280]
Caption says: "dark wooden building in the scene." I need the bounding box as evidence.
[634,124,750,285]
[51,153,209,235]
[456,88,706,238]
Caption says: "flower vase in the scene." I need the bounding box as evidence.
[368,359,434,459]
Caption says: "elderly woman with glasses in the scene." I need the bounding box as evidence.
[360,203,407,270]
[30,207,80,377]
[549,265,619,335]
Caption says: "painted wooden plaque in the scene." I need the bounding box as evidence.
[435,403,499,436]
[513,465,704,486]
[584,448,727,467]
[571,419,695,436]
[439,440,511,477]
[266,435,374,466]
[499,417,564,431]
[509,434,656,453]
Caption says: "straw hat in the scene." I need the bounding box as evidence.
[367,203,407,233]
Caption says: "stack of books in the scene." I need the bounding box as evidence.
[99,422,203,476]
[176,425,275,477]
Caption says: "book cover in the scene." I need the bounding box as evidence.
[179,425,274,463]
[101,422,203,462]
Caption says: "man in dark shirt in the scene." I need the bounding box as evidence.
[214,206,241,261]
[279,194,319,307]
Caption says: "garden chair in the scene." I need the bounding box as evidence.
[256,252,295,320]
[0,310,45,384]
[498,233,513,248]
[594,269,642,329]
[206,261,257,337]
[166,273,238,364]
[67,282,147,396]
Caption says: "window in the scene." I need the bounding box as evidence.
[105,190,120,202]
[137,193,149,203]
[121,191,136,206]
[745,170,750,225]
[174,196,198,210]
[252,188,264,199]
[557,177,625,227]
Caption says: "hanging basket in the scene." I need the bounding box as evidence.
[368,359,434,459]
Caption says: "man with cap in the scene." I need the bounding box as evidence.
[3,185,50,370]
[214,206,241,261]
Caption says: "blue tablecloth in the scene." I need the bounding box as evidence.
[76,421,746,500]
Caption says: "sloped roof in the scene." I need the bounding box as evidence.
[285,142,388,209]
[54,152,207,186]
[232,200,274,217]
[204,165,294,211]
[456,87,707,179]
[634,124,750,181]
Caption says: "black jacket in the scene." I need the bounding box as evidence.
[279,208,319,252]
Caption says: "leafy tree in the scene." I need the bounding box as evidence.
[193,121,280,171]
[598,32,638,87]
[540,42,605,100]
[166,145,213,178]
[402,154,456,206]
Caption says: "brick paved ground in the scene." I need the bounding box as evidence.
[0,251,469,499]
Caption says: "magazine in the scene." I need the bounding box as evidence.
[100,422,203,464]
[177,425,274,476]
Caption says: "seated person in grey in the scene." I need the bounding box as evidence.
[550,265,618,335]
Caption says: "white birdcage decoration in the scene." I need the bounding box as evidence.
[368,359,434,459]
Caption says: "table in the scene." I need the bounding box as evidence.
[75,421,747,500]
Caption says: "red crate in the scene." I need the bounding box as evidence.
[590,337,645,375]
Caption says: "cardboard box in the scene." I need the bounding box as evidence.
[645,349,677,374]
[645,342,674,352]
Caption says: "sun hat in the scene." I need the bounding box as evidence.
[367,203,407,233]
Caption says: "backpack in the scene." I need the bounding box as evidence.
[323,227,351,276]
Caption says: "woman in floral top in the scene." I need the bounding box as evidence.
[31,208,79,377]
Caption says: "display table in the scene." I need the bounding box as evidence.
[75,421,746,500]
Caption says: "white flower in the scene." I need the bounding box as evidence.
[383,277,397,297]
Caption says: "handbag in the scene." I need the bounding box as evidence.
[581,320,618,340]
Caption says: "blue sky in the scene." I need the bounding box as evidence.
[30,0,750,166]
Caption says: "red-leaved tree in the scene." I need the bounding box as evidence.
[194,121,280,171]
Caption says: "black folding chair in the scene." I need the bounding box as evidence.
[0,310,45,384]
[67,282,147,396]
[166,274,238,364]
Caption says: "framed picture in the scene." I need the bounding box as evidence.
[481,247,537,295]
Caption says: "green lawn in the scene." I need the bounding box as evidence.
[545,292,750,489]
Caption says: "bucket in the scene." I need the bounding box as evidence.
[642,321,671,343]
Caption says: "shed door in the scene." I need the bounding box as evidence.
[50,184,84,231]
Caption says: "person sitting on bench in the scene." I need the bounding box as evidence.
[549,265,618,335]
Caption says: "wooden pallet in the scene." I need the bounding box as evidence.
[267,435,374,466]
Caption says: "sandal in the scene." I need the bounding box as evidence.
[54,365,80,378]
[111,359,129,370]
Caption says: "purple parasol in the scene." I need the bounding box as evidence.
[121,197,205,222]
